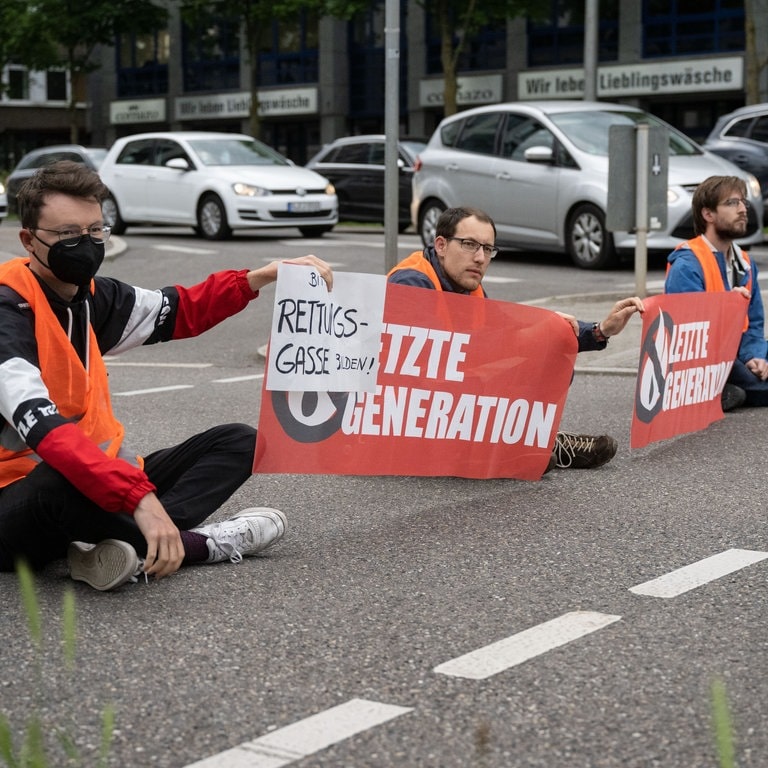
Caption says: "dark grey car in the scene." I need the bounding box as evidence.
[306,135,426,231]
[703,103,768,201]
[6,145,107,214]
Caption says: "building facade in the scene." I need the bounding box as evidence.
[1,0,767,173]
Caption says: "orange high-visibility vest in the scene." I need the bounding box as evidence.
[671,236,751,331]
[0,258,127,487]
[388,251,486,297]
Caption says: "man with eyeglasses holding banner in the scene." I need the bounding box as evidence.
[388,206,645,471]
[665,175,766,410]
[0,160,333,591]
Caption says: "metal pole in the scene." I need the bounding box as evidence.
[383,0,401,272]
[635,124,649,298]
[583,0,599,101]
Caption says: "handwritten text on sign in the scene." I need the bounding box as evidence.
[267,264,386,392]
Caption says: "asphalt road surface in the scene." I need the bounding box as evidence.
[1,224,767,768]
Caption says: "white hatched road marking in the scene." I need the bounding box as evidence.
[183,698,412,768]
[434,610,622,680]
[629,548,768,598]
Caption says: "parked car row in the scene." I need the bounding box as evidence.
[2,102,765,264]
[411,100,764,269]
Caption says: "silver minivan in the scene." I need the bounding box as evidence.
[411,100,764,269]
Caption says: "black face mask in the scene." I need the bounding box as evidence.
[32,237,105,287]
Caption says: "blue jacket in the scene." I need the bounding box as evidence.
[388,246,607,352]
[665,240,767,363]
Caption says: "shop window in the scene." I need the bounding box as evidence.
[348,1,409,120]
[182,18,240,92]
[258,12,319,86]
[425,13,506,74]
[527,0,619,67]
[643,0,744,58]
[116,30,169,96]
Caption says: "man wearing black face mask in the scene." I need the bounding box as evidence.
[0,160,334,590]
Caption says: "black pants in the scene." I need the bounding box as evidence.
[0,423,256,571]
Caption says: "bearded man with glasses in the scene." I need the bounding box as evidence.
[0,160,334,591]
[665,175,766,410]
[388,206,645,472]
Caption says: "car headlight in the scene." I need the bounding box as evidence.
[745,173,761,200]
[0,182,5,194]
[667,188,679,204]
[232,183,269,197]
[325,182,336,195]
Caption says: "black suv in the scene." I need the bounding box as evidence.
[306,135,426,231]
[703,104,768,201]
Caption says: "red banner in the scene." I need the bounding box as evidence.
[255,283,578,480]
[631,291,746,449]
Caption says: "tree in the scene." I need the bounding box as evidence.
[4,0,167,142]
[419,0,544,116]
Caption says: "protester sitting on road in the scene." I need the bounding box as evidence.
[0,160,334,591]
[388,206,645,470]
[665,175,763,411]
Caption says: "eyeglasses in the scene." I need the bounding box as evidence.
[34,224,112,247]
[718,198,750,210]
[445,237,498,259]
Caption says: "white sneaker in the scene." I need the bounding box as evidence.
[192,508,287,564]
[68,539,143,591]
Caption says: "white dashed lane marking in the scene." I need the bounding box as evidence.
[433,610,622,680]
[212,374,264,383]
[113,385,195,397]
[183,698,412,768]
[629,548,768,598]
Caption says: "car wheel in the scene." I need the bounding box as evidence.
[299,226,333,237]
[102,195,126,235]
[197,193,232,240]
[566,204,617,269]
[418,199,445,247]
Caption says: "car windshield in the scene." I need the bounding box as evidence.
[188,138,290,167]
[549,110,702,157]
[401,140,427,159]
[85,148,108,168]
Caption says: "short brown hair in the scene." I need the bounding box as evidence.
[17,160,109,230]
[435,206,497,240]
[691,175,747,235]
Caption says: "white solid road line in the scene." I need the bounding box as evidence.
[629,548,768,598]
[433,610,622,680]
[183,698,413,768]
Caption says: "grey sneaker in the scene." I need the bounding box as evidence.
[553,431,617,469]
[192,508,287,564]
[68,539,143,591]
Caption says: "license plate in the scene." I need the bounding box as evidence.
[288,201,320,212]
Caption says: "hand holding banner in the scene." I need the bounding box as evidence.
[267,264,386,393]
